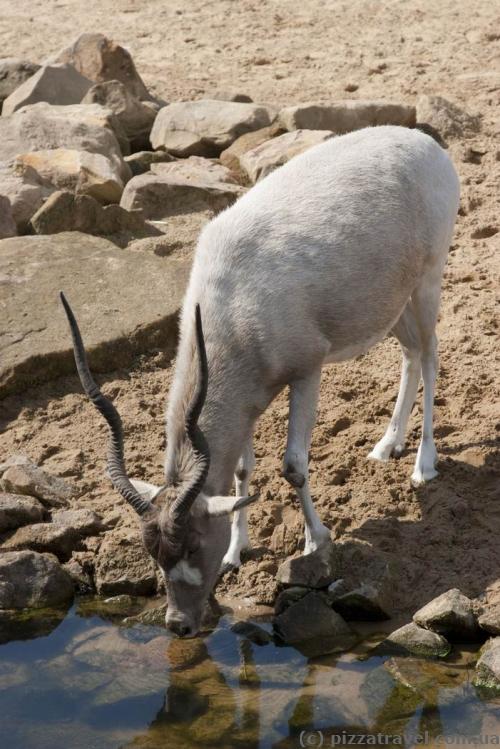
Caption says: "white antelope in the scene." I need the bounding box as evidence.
[62,125,460,637]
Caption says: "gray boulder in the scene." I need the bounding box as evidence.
[2,63,93,116]
[330,582,391,621]
[240,129,333,182]
[82,80,156,149]
[384,622,451,658]
[1,463,72,508]
[473,637,500,692]
[0,233,190,397]
[51,508,104,536]
[150,99,274,157]
[0,58,40,109]
[0,493,45,533]
[273,591,356,656]
[1,522,81,562]
[279,100,416,133]
[276,539,338,588]
[416,95,481,140]
[478,606,500,636]
[0,550,74,608]
[413,588,480,641]
[51,33,152,101]
[0,195,16,238]
[94,529,157,596]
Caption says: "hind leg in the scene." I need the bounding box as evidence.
[368,303,422,462]
[410,279,442,486]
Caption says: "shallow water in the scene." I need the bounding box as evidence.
[0,601,498,749]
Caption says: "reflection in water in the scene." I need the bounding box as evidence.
[0,606,498,749]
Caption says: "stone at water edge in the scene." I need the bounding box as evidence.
[274,586,310,615]
[383,622,451,658]
[330,582,391,621]
[240,129,334,183]
[0,233,190,398]
[0,195,16,239]
[0,58,40,108]
[478,605,500,636]
[0,493,46,533]
[94,529,157,596]
[231,621,272,645]
[51,32,153,101]
[1,522,82,562]
[278,100,416,133]
[0,550,74,609]
[413,588,481,641]
[276,540,338,588]
[150,99,275,157]
[416,95,481,140]
[473,637,500,692]
[1,463,73,508]
[2,63,93,116]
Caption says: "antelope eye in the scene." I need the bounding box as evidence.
[186,534,200,555]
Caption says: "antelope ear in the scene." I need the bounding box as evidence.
[129,479,165,502]
[204,494,259,516]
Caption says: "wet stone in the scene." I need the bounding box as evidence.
[413,588,481,642]
[383,622,451,658]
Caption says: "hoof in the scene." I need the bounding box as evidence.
[411,466,439,488]
[368,439,405,462]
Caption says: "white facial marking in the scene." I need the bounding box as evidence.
[169,559,202,587]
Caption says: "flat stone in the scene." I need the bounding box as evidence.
[413,588,480,641]
[51,33,152,101]
[0,550,74,608]
[276,540,338,588]
[416,95,481,140]
[1,522,81,562]
[120,158,244,220]
[330,582,391,621]
[17,148,129,204]
[82,80,156,149]
[0,58,40,108]
[240,129,333,182]
[150,99,274,157]
[2,63,93,116]
[0,232,190,397]
[124,149,176,176]
[478,605,500,636]
[0,103,129,178]
[0,195,16,239]
[0,160,51,233]
[94,529,157,596]
[51,508,104,536]
[0,493,45,533]
[279,100,416,133]
[384,622,451,658]
[273,591,356,656]
[473,637,500,693]
[1,463,73,508]
[220,122,285,174]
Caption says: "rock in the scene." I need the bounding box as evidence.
[0,233,190,397]
[211,90,253,103]
[0,196,16,239]
[220,122,285,173]
[279,100,416,133]
[0,58,40,110]
[276,540,338,588]
[335,539,398,615]
[0,550,74,608]
[0,454,32,477]
[51,508,104,536]
[274,586,310,615]
[125,149,176,176]
[413,588,480,641]
[416,95,481,140]
[51,33,152,100]
[0,160,51,233]
[231,621,272,645]
[240,129,333,182]
[95,529,157,596]
[0,493,45,533]
[273,591,356,656]
[0,103,130,177]
[330,583,391,621]
[128,211,210,257]
[123,603,166,627]
[473,638,500,693]
[120,157,244,220]
[1,464,73,508]
[1,522,81,562]
[16,148,129,204]
[150,99,274,157]
[63,551,95,593]
[384,622,451,658]
[82,80,156,149]
[2,63,93,116]
[478,606,500,636]
[29,190,157,245]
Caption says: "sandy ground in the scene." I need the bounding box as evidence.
[1,0,499,617]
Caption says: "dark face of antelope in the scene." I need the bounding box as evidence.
[60,293,256,638]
